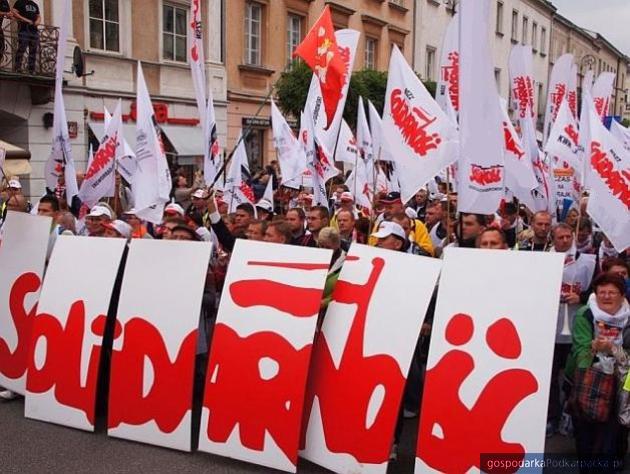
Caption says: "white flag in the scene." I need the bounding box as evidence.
[78,101,124,206]
[133,62,172,224]
[457,0,505,214]
[44,0,78,202]
[271,100,307,187]
[334,119,358,164]
[586,107,630,252]
[592,72,616,120]
[260,173,274,209]
[224,131,256,213]
[356,96,374,190]
[545,98,581,170]
[568,63,578,118]
[302,101,332,208]
[104,106,136,183]
[189,0,206,126]
[509,44,536,127]
[345,156,372,210]
[610,120,630,152]
[578,93,595,188]
[435,13,459,117]
[367,100,394,162]
[382,45,458,204]
[543,53,574,144]
[582,69,594,103]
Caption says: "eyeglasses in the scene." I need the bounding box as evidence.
[597,291,621,297]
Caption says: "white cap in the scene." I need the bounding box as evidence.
[103,219,132,239]
[256,199,273,213]
[340,191,354,202]
[8,179,21,189]
[405,207,418,220]
[164,202,185,216]
[87,205,113,219]
[371,221,406,240]
[191,189,208,199]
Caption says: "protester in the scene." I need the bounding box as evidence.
[372,221,407,252]
[517,211,552,251]
[449,213,486,249]
[391,212,432,256]
[317,227,346,316]
[499,202,526,248]
[255,199,274,221]
[263,220,292,244]
[102,220,132,240]
[602,258,630,302]
[477,228,509,250]
[306,206,329,243]
[425,200,447,252]
[245,220,267,241]
[408,188,429,222]
[565,273,630,468]
[122,210,152,239]
[336,209,357,251]
[84,205,112,237]
[286,207,316,247]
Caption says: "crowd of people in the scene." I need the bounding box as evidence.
[1,165,629,469]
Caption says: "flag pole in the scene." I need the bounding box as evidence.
[446,166,453,244]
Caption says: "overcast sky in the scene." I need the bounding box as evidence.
[552,0,630,56]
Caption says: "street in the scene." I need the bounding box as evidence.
[1,398,576,474]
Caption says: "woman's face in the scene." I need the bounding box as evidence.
[609,265,629,280]
[595,283,625,315]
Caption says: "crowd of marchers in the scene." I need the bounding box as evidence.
[1,165,629,468]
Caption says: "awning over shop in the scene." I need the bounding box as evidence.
[88,122,138,150]
[0,139,32,175]
[160,125,204,157]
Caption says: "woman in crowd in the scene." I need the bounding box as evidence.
[566,273,630,471]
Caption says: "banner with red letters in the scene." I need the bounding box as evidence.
[24,236,127,431]
[107,239,212,451]
[416,248,564,473]
[198,240,332,472]
[0,212,51,394]
[301,244,442,473]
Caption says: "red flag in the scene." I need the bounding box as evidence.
[293,6,344,128]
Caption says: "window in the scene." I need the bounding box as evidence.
[511,10,518,42]
[365,37,377,70]
[286,14,302,66]
[89,0,120,52]
[426,46,436,81]
[244,2,262,65]
[532,22,538,52]
[495,68,501,94]
[540,27,547,55]
[163,4,187,62]
[522,17,528,45]
[496,1,504,35]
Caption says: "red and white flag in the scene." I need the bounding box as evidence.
[367,100,394,162]
[334,119,358,165]
[356,97,375,192]
[610,120,630,152]
[78,101,123,207]
[382,45,458,204]
[436,13,459,118]
[104,107,136,182]
[543,53,574,145]
[522,116,555,212]
[457,0,505,214]
[592,72,616,120]
[133,62,172,223]
[224,131,255,213]
[271,100,307,188]
[301,100,335,207]
[545,98,581,169]
[568,64,579,118]
[293,6,346,129]
[44,0,78,202]
[345,159,372,210]
[509,45,536,127]
[586,106,630,252]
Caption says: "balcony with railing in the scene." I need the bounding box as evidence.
[0,23,59,84]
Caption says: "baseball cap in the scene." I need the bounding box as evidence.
[164,202,185,216]
[340,191,354,202]
[380,192,401,204]
[256,199,273,213]
[8,179,21,189]
[87,205,112,219]
[191,189,208,199]
[405,207,418,220]
[103,219,132,238]
[371,221,406,240]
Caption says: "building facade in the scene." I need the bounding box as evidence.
[1,0,228,199]
[414,0,555,127]
[225,0,414,170]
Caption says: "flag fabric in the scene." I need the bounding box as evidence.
[261,174,274,210]
[435,13,459,117]
[44,0,78,202]
[203,89,221,187]
[509,45,536,127]
[293,6,346,129]
[545,98,581,172]
[592,72,616,120]
[367,100,394,162]
[104,107,136,183]
[224,131,256,213]
[456,0,505,214]
[132,62,172,224]
[568,64,578,118]
[610,120,630,152]
[271,100,307,188]
[356,96,375,190]
[578,93,595,188]
[334,119,358,164]
[523,115,555,212]
[582,69,594,103]
[382,45,458,204]
[345,155,372,210]
[189,0,206,126]
[78,101,124,206]
[302,101,333,208]
[543,54,574,144]
[586,105,630,252]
